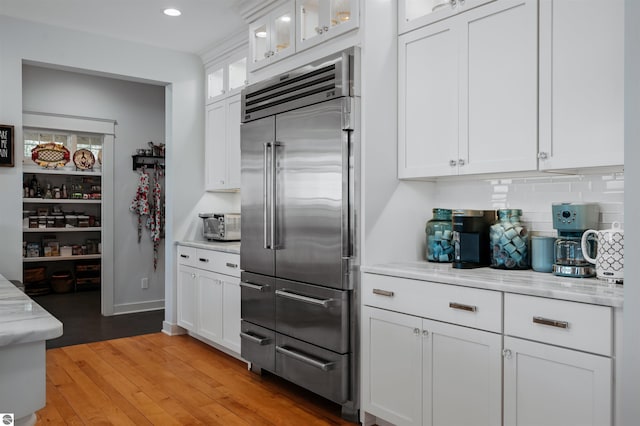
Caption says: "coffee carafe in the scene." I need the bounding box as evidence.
[551,203,600,278]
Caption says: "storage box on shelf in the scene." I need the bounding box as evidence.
[176,244,241,355]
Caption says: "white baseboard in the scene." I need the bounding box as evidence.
[162,321,187,336]
[112,299,164,315]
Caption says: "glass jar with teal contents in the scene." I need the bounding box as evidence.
[489,209,529,269]
[425,208,453,262]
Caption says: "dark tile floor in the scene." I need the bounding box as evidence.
[33,290,165,349]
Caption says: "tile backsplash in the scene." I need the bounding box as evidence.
[433,172,624,235]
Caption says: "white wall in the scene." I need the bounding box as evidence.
[22,65,167,311]
[623,0,640,423]
[0,15,232,323]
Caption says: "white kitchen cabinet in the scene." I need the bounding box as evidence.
[177,264,197,331]
[362,306,502,426]
[249,1,295,71]
[503,336,612,426]
[398,0,495,34]
[538,0,624,170]
[205,53,247,105]
[176,246,241,355]
[205,94,241,191]
[296,0,359,52]
[398,0,537,179]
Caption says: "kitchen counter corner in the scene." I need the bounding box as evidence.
[176,240,240,254]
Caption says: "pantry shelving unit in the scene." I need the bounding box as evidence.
[22,164,103,295]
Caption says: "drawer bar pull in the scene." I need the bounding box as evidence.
[226,262,238,268]
[239,331,271,345]
[275,289,333,308]
[533,316,569,329]
[373,289,394,297]
[239,282,269,292]
[276,345,335,371]
[199,258,209,263]
[449,302,477,312]
[179,254,190,259]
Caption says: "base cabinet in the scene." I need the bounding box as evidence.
[503,336,612,426]
[362,306,502,426]
[176,246,241,354]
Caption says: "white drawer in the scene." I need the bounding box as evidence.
[363,273,502,333]
[504,293,612,356]
[195,249,240,277]
[177,245,197,267]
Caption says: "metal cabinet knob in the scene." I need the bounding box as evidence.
[191,273,196,279]
[316,26,323,34]
[538,152,548,160]
[450,0,457,6]
[502,348,512,359]
[449,159,457,167]
[422,330,429,338]
[458,159,465,166]
[323,26,329,32]
[264,52,270,58]
[413,328,421,335]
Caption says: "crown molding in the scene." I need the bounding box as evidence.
[236,0,285,23]
[199,27,248,65]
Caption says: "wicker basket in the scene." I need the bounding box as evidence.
[51,271,74,293]
[24,266,46,283]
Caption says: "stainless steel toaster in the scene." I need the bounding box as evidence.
[198,213,241,241]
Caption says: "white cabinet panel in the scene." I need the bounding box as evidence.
[398,0,537,179]
[205,94,241,191]
[398,0,496,34]
[177,265,197,331]
[222,277,241,354]
[197,270,223,342]
[538,0,624,170]
[362,306,423,426]
[504,336,612,426]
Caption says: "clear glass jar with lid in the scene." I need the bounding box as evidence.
[425,208,453,262]
[489,209,529,269]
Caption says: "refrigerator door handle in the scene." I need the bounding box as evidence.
[263,142,272,250]
[341,128,352,259]
[271,141,280,250]
[275,289,334,308]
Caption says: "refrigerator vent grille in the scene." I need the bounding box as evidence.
[241,51,350,122]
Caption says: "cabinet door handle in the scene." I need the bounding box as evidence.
[373,288,394,297]
[450,0,457,7]
[413,328,421,335]
[198,258,209,263]
[226,262,238,268]
[276,346,335,371]
[323,25,329,32]
[458,159,465,166]
[449,159,457,167]
[180,254,190,259]
[538,152,549,160]
[502,348,512,359]
[239,282,269,292]
[533,316,569,329]
[449,302,477,312]
[191,273,196,279]
[240,331,271,345]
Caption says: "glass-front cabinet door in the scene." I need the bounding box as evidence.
[398,0,495,34]
[249,1,295,71]
[297,0,358,51]
[228,56,247,94]
[206,65,225,104]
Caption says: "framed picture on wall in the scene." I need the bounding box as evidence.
[0,124,15,167]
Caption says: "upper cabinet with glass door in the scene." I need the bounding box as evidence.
[399,0,495,34]
[296,0,359,51]
[206,52,248,104]
[249,1,295,71]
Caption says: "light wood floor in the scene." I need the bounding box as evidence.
[36,333,357,425]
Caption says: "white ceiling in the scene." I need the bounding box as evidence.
[0,0,252,54]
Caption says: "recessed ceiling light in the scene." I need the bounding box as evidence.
[255,31,267,38]
[163,8,182,17]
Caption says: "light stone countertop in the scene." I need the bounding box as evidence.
[0,275,63,346]
[362,261,624,308]
[177,240,240,254]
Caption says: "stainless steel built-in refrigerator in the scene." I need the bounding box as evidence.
[239,51,359,420]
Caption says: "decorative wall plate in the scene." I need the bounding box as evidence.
[31,143,70,168]
[98,149,102,165]
[73,149,96,170]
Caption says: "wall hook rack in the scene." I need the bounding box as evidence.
[132,154,165,171]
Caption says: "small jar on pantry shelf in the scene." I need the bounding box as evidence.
[425,208,454,262]
[489,208,529,269]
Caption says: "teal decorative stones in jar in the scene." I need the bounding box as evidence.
[490,209,529,269]
[426,208,453,262]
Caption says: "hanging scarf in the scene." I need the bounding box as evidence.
[147,165,163,270]
[129,169,150,243]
